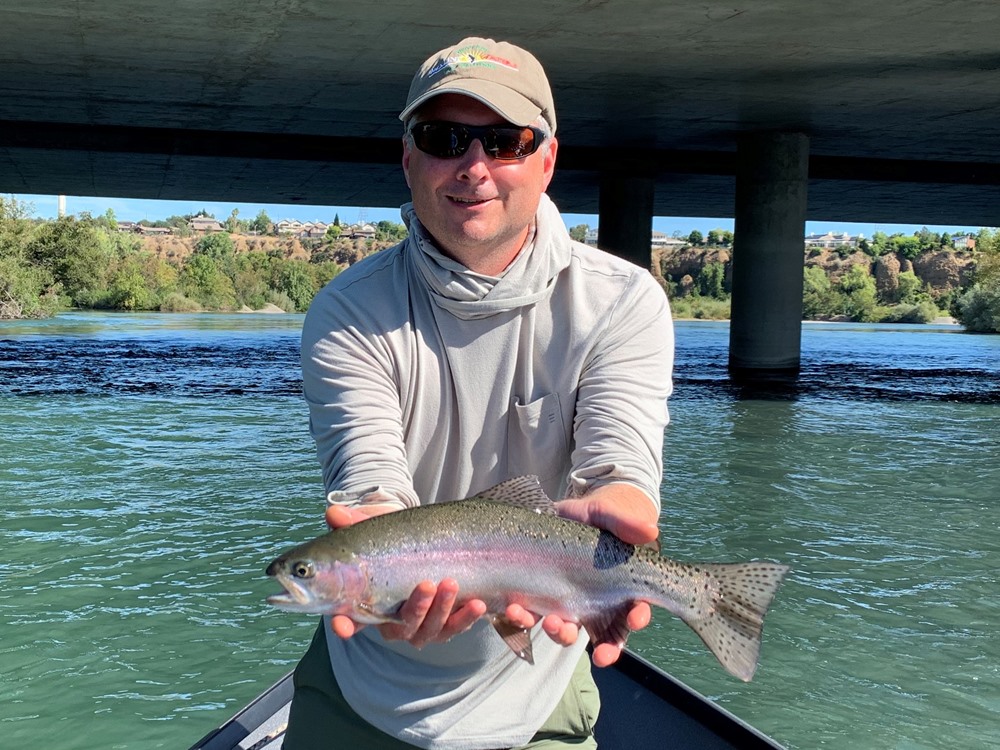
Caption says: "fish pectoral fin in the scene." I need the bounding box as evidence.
[581,603,633,652]
[351,600,404,625]
[489,613,534,664]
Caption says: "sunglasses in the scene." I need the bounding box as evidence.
[409,121,546,160]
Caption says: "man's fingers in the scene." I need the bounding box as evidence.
[504,604,539,630]
[592,642,624,668]
[325,503,399,530]
[627,602,651,631]
[541,614,579,646]
[385,579,437,640]
[439,599,488,640]
[408,579,459,647]
[331,614,359,639]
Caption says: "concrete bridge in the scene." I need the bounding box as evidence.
[2,1,998,377]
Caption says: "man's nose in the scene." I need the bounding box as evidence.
[455,138,492,179]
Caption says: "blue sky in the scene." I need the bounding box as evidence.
[9,193,991,239]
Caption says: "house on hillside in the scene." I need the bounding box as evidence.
[951,234,977,250]
[137,225,172,235]
[651,231,687,248]
[804,231,859,249]
[275,219,303,234]
[349,223,377,239]
[188,216,224,233]
[299,221,329,238]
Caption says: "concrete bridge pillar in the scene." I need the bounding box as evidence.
[597,173,655,269]
[728,132,809,379]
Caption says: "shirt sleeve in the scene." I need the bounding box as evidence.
[300,282,419,509]
[567,269,674,509]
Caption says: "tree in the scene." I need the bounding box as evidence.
[687,230,703,246]
[955,230,1000,331]
[25,215,118,304]
[182,253,236,309]
[195,232,235,260]
[224,208,241,234]
[889,234,921,261]
[697,262,726,298]
[869,231,888,256]
[838,264,878,321]
[98,208,118,231]
[106,255,156,310]
[896,270,927,305]
[706,229,720,246]
[802,266,836,319]
[275,259,317,311]
[0,198,59,319]
[375,220,407,242]
[568,224,589,242]
[250,209,272,235]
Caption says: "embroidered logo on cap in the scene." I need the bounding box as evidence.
[428,45,519,78]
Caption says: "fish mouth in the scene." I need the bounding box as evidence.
[267,572,315,609]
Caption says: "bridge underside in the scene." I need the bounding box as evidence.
[2,120,998,225]
[2,1,999,375]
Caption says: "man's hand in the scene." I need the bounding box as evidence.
[324,503,491,646]
[548,483,660,667]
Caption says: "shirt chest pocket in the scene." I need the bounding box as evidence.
[506,393,570,485]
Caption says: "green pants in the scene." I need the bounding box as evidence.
[283,622,600,749]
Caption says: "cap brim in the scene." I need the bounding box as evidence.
[399,78,542,127]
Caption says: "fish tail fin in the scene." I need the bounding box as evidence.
[679,562,789,682]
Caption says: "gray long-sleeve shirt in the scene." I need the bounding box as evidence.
[300,194,674,749]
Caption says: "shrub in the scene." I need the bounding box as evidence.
[877,301,940,324]
[159,292,203,313]
[955,284,1000,332]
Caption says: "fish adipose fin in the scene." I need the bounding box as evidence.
[490,613,534,664]
[682,562,789,682]
[468,476,558,515]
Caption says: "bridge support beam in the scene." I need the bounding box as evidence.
[598,173,655,269]
[728,132,809,380]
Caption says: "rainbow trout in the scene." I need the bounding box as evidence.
[266,476,788,681]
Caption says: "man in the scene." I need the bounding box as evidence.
[286,37,673,749]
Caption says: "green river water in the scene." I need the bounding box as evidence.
[1,313,998,748]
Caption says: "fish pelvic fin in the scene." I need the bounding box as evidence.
[490,613,534,664]
[467,476,558,515]
[681,562,789,682]
[581,603,633,654]
[351,600,405,626]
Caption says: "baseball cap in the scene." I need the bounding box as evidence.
[399,37,556,134]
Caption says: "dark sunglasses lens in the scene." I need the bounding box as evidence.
[412,123,543,160]
[413,123,469,158]
[488,127,539,159]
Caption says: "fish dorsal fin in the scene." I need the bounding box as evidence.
[467,476,557,515]
[489,613,534,664]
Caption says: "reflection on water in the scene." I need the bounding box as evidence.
[1,313,998,749]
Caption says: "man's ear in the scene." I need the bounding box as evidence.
[540,137,558,193]
[401,136,412,188]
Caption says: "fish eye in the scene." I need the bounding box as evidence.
[291,560,315,579]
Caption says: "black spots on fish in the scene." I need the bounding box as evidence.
[592,531,636,570]
[671,561,788,681]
